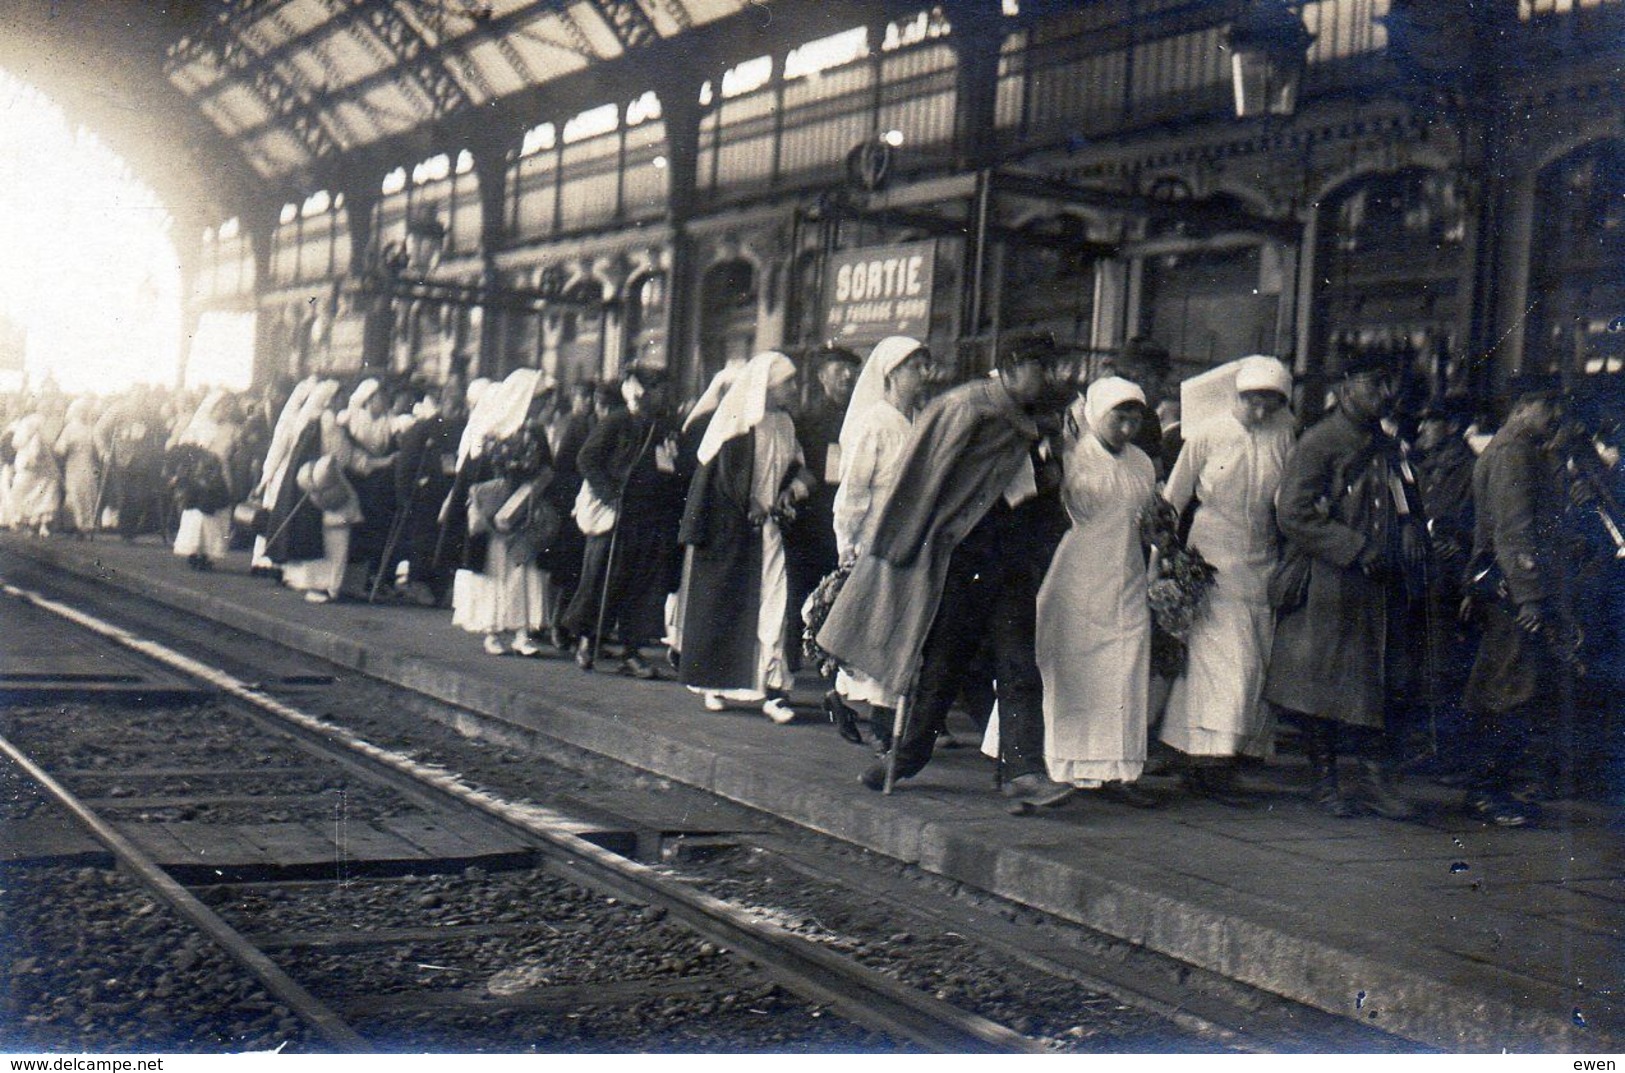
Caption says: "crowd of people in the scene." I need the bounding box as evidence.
[1,335,1620,826]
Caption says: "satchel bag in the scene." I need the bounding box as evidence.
[1268,544,1312,613]
[232,498,269,534]
[467,477,509,537]
[493,481,534,535]
[572,482,618,537]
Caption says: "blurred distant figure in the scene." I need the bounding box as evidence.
[54,398,101,535]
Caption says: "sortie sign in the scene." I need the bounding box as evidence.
[823,240,935,344]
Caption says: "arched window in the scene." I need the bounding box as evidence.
[1527,140,1625,379]
[1002,214,1097,349]
[625,273,668,369]
[1311,167,1467,393]
[698,260,757,381]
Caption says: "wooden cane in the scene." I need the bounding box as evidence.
[591,422,659,666]
[883,672,916,795]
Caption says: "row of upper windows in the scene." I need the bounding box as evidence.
[210,0,1610,243]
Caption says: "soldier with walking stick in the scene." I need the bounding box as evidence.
[560,365,687,679]
[816,332,1076,805]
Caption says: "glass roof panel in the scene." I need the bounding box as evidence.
[277,0,331,39]
[168,58,220,96]
[358,82,427,136]
[319,26,393,88]
[637,0,686,38]
[504,17,595,77]
[566,4,628,59]
[332,100,383,145]
[464,39,531,98]
[211,84,276,134]
[239,9,294,52]
[196,95,248,137]
[679,0,753,28]
[280,50,335,93]
[245,128,310,173]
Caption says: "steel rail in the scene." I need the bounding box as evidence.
[0,733,369,1053]
[0,579,1044,1053]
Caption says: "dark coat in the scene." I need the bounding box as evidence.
[560,408,687,643]
[393,414,460,581]
[264,420,326,565]
[816,378,1043,697]
[1462,427,1566,714]
[678,431,809,690]
[785,395,841,578]
[1414,435,1479,701]
[1264,408,1425,728]
[1416,436,1476,579]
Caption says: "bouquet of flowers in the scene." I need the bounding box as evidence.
[800,562,853,678]
[1140,500,1218,678]
[485,425,548,482]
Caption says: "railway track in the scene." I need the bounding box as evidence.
[1,567,1419,1053]
[0,579,1044,1053]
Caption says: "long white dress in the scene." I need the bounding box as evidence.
[452,528,549,635]
[698,412,802,701]
[1159,411,1295,757]
[1037,429,1156,787]
[55,409,100,533]
[830,401,912,707]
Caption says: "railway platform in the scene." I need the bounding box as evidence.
[1,532,1619,1053]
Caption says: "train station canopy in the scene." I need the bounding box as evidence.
[162,0,755,179]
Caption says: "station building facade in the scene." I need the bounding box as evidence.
[187,0,1625,409]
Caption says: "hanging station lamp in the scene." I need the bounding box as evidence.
[1228,0,1316,118]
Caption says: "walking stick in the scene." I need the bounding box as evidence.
[261,490,313,552]
[883,670,918,795]
[591,422,659,666]
[369,444,432,604]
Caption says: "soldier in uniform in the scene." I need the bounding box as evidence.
[1411,395,1479,773]
[1460,376,1572,826]
[1265,352,1429,819]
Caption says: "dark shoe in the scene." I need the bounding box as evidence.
[550,625,573,652]
[1357,760,1416,821]
[1181,767,1259,809]
[1465,789,1536,827]
[869,706,895,753]
[1005,773,1076,809]
[665,647,681,672]
[620,654,658,680]
[1098,781,1162,809]
[574,636,595,671]
[825,691,864,745]
[859,760,890,792]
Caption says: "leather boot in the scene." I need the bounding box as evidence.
[1357,759,1416,820]
[1305,731,1357,818]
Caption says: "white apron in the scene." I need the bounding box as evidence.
[1159,412,1294,757]
[1037,431,1156,786]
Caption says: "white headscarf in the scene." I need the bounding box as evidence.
[176,389,232,455]
[840,336,924,460]
[457,368,544,469]
[1233,354,1293,397]
[339,377,395,455]
[1084,376,1146,432]
[683,361,745,433]
[696,351,796,466]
